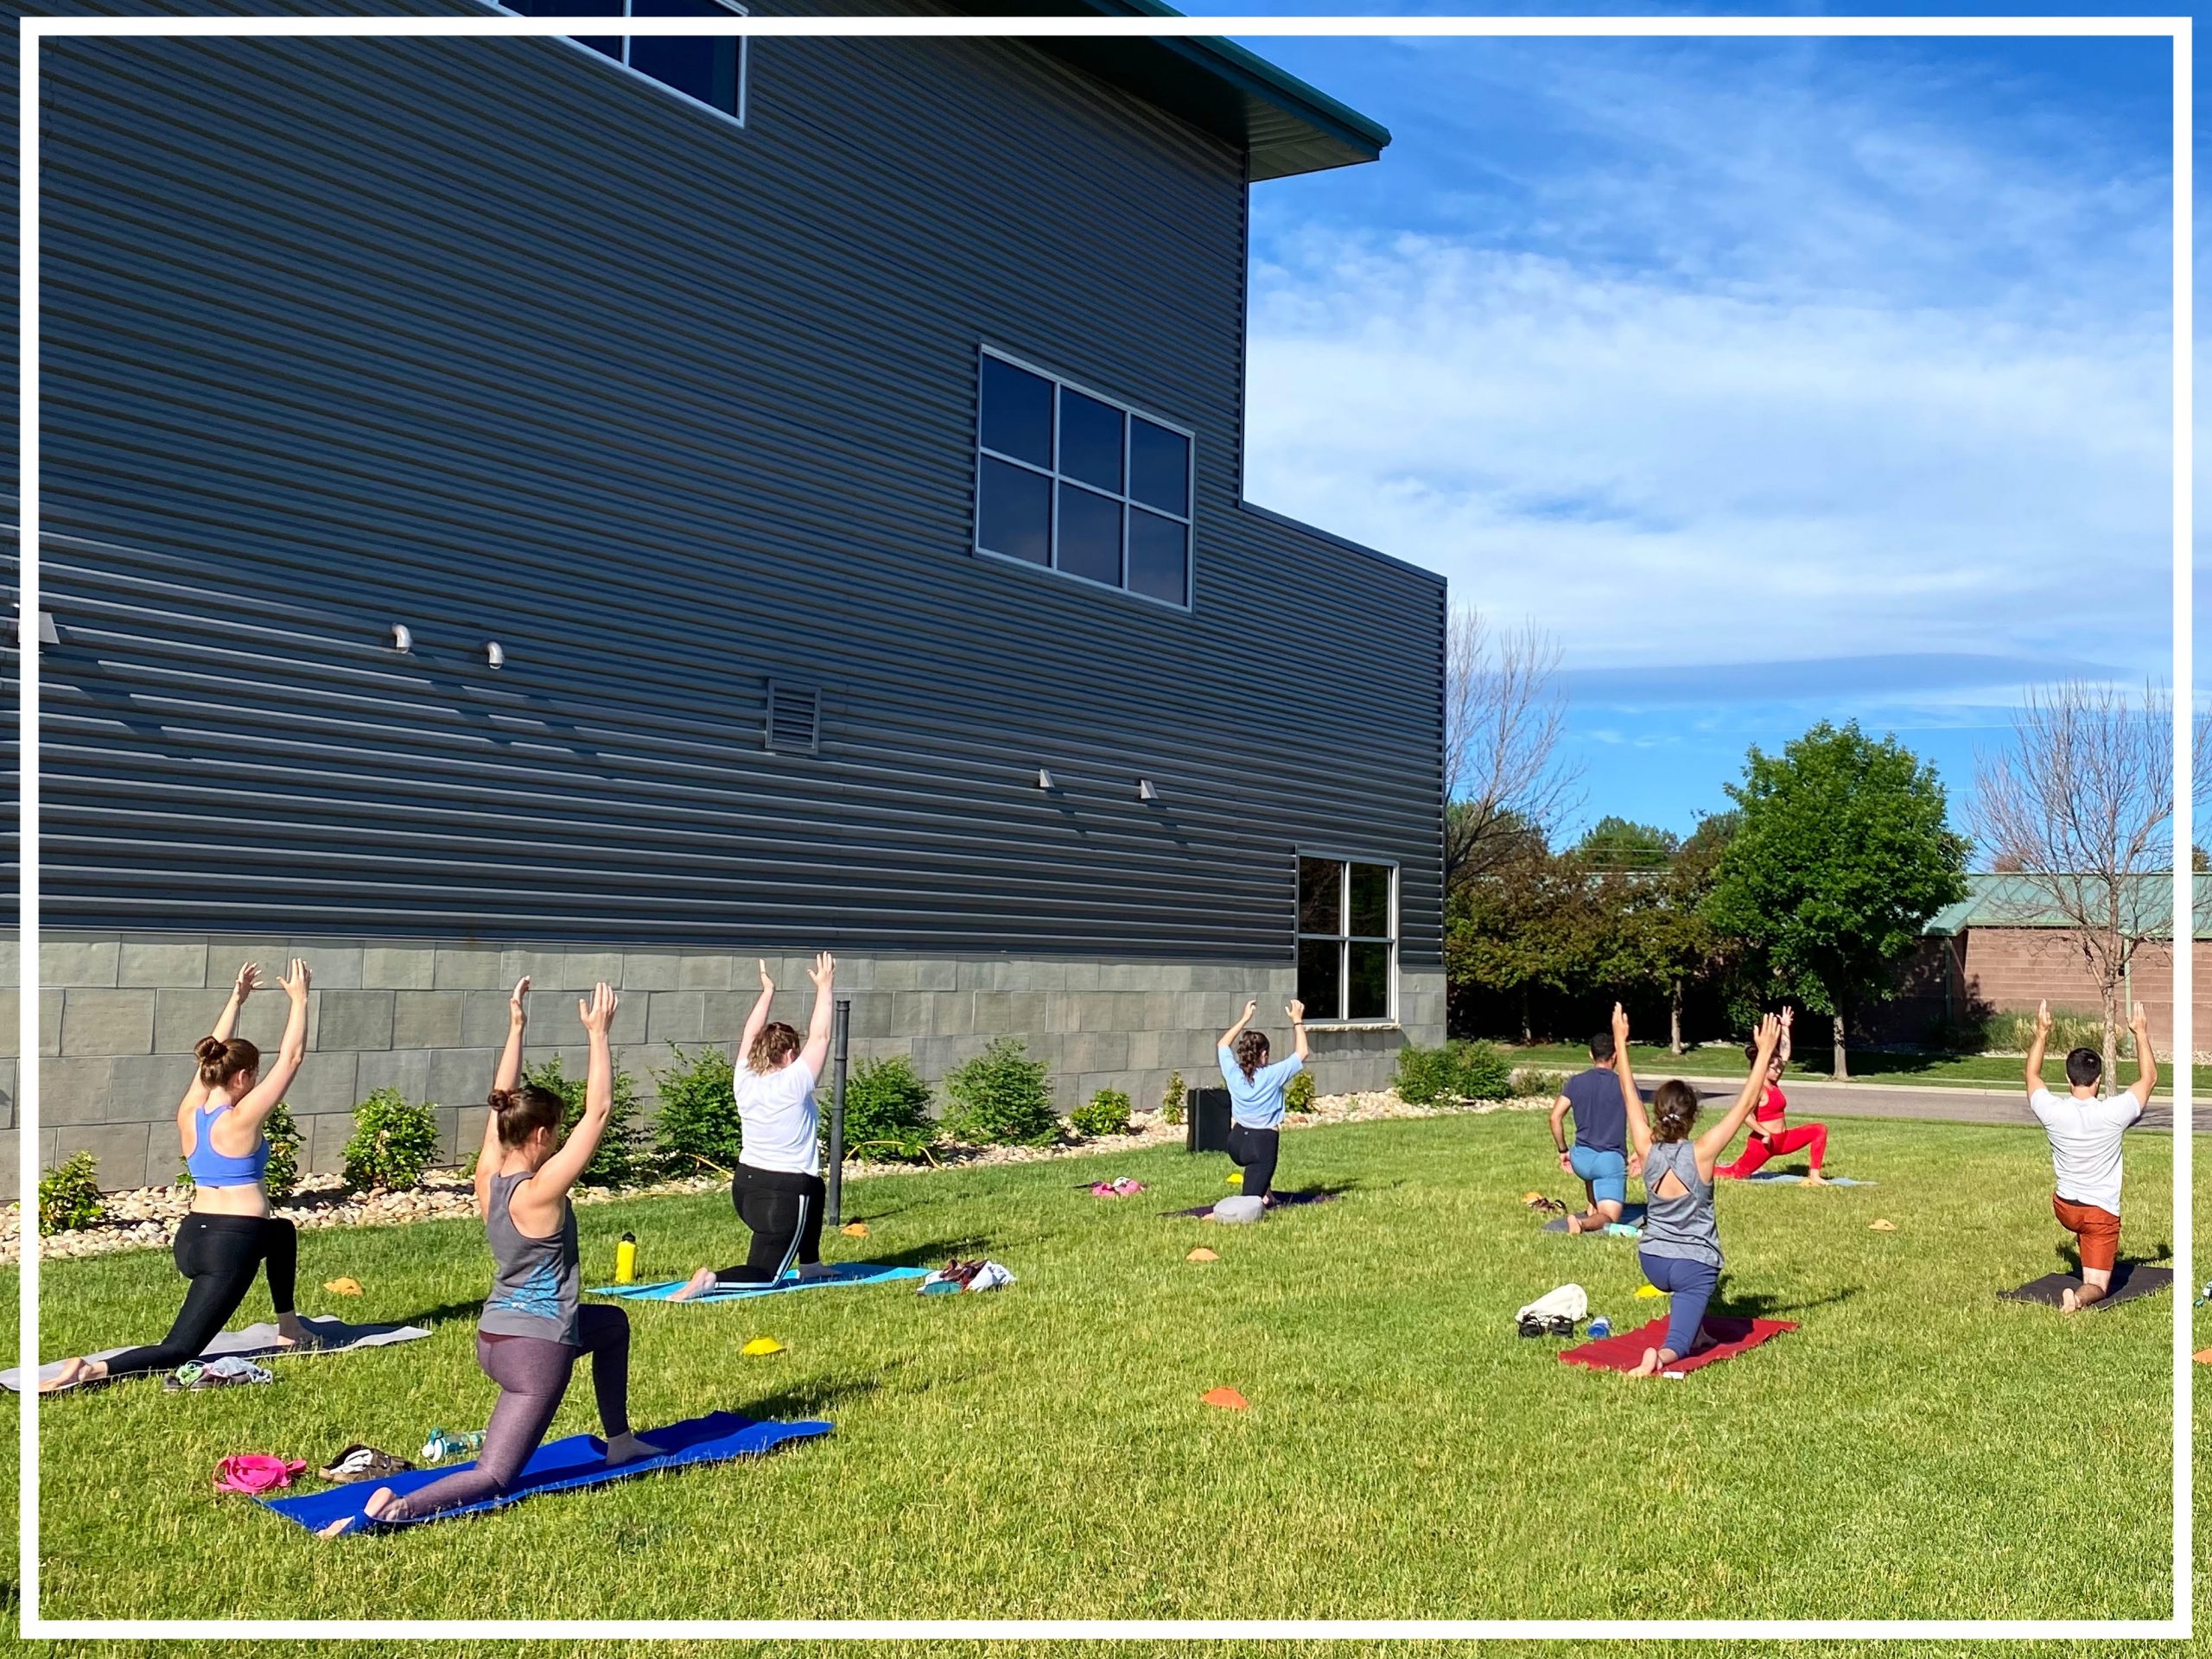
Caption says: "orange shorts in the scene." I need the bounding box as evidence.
[2053,1194,2120,1274]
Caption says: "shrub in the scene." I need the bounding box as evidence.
[1511,1067,1566,1101]
[653,1046,741,1174]
[1980,1007,2107,1056]
[1447,1039,1517,1102]
[38,1151,103,1236]
[943,1038,1059,1147]
[1396,1042,1517,1105]
[838,1055,937,1163]
[523,1056,648,1188]
[342,1090,442,1193]
[1285,1071,1318,1114]
[1161,1070,1185,1126]
[1395,1045,1456,1105]
[1069,1088,1132,1138]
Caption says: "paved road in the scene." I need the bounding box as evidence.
[1669,1077,2192,1133]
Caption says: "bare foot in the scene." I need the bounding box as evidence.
[276,1313,313,1347]
[1802,1171,1829,1187]
[1626,1347,1662,1378]
[1565,1213,1587,1235]
[602,1430,664,1465]
[669,1268,719,1303]
[39,1356,105,1394]
[323,1485,404,1536]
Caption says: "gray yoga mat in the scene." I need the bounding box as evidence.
[1744,1173,1873,1185]
[1999,1263,2172,1312]
[3,1313,432,1392]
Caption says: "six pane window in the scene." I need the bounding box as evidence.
[499,0,748,123]
[974,349,1192,607]
[1296,856,1396,1022]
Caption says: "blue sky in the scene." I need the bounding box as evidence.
[1205,7,2182,848]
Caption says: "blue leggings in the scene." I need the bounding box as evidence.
[1639,1251,1719,1357]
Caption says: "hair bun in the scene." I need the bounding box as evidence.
[194,1036,226,1064]
[487,1088,519,1114]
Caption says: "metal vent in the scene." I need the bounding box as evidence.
[766,682,820,755]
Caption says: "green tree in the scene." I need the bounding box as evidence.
[1573,817,1679,873]
[1707,722,1967,1078]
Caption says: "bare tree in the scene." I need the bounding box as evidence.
[1444,607,1580,887]
[1973,680,2209,1081]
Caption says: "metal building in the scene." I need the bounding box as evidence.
[10,0,1446,1187]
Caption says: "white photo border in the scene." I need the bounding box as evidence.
[15,10,2194,1640]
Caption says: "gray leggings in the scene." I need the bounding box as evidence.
[386,1305,632,1522]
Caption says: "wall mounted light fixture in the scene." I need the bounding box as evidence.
[391,624,414,652]
[1138,779,1159,802]
[486,641,505,669]
[1037,768,1056,790]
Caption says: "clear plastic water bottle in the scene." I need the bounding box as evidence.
[1589,1315,1611,1339]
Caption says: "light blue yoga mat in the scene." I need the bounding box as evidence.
[262,1412,830,1532]
[592,1262,931,1301]
[1744,1173,1872,1185]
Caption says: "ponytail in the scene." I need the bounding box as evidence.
[195,1035,260,1090]
[1232,1029,1270,1084]
[1650,1079,1700,1142]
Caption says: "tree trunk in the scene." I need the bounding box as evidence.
[1669,980,1684,1056]
[1519,988,1532,1047]
[1832,1011,1848,1082]
[2101,982,2120,1094]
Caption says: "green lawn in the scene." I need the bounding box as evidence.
[15,1112,2179,1626]
[1506,1040,2203,1096]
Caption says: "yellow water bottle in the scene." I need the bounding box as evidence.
[614,1231,638,1285]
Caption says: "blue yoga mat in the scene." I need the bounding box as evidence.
[592,1262,931,1301]
[1744,1173,1872,1185]
[261,1412,831,1533]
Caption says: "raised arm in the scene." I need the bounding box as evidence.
[1777,1005,1794,1070]
[1287,999,1310,1063]
[798,952,836,1079]
[472,1093,505,1217]
[493,976,531,1097]
[735,960,775,1065]
[1697,1014,1783,1169]
[531,983,619,1201]
[177,962,259,1116]
[1219,999,1258,1050]
[2126,1001,2158,1109]
[1611,1004,1653,1160]
[229,959,311,1131]
[2024,999,2051,1103]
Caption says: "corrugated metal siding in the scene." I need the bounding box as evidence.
[4,0,1446,965]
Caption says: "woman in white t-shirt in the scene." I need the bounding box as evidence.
[671,954,838,1300]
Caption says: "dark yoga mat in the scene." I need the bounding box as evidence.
[1541,1203,1647,1234]
[1161,1190,1340,1220]
[1560,1315,1796,1377]
[2001,1263,2173,1311]
[262,1412,832,1532]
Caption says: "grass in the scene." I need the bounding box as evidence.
[13,1112,2179,1626]
[1504,1040,2203,1096]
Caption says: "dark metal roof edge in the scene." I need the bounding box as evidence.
[1236,499,1443,590]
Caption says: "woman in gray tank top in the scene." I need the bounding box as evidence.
[1611,1003,1783,1379]
[321,981,658,1533]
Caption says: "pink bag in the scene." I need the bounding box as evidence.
[213,1454,307,1495]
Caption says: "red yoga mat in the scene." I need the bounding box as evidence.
[1559,1315,1796,1377]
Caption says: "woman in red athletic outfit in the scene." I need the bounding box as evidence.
[1717,1007,1829,1184]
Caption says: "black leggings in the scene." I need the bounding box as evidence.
[102,1211,297,1379]
[386,1307,632,1522]
[712,1164,825,1286]
[1227,1123,1280,1202]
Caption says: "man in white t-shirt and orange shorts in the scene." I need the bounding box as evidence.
[2024,998,2156,1313]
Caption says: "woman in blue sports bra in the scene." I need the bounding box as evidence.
[43,959,315,1391]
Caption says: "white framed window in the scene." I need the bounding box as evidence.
[1296,854,1397,1024]
[494,0,749,129]
[973,346,1194,610]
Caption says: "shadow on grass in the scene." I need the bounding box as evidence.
[733,1368,893,1421]
[1713,1281,1863,1320]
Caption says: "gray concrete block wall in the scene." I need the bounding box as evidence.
[18,931,1446,1191]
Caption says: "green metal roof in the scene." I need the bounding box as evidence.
[958,0,1392,180]
[1923,873,2212,939]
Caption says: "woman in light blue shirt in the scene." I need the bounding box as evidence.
[1217,999,1310,1205]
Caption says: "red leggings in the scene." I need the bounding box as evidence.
[1720,1122,1827,1179]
